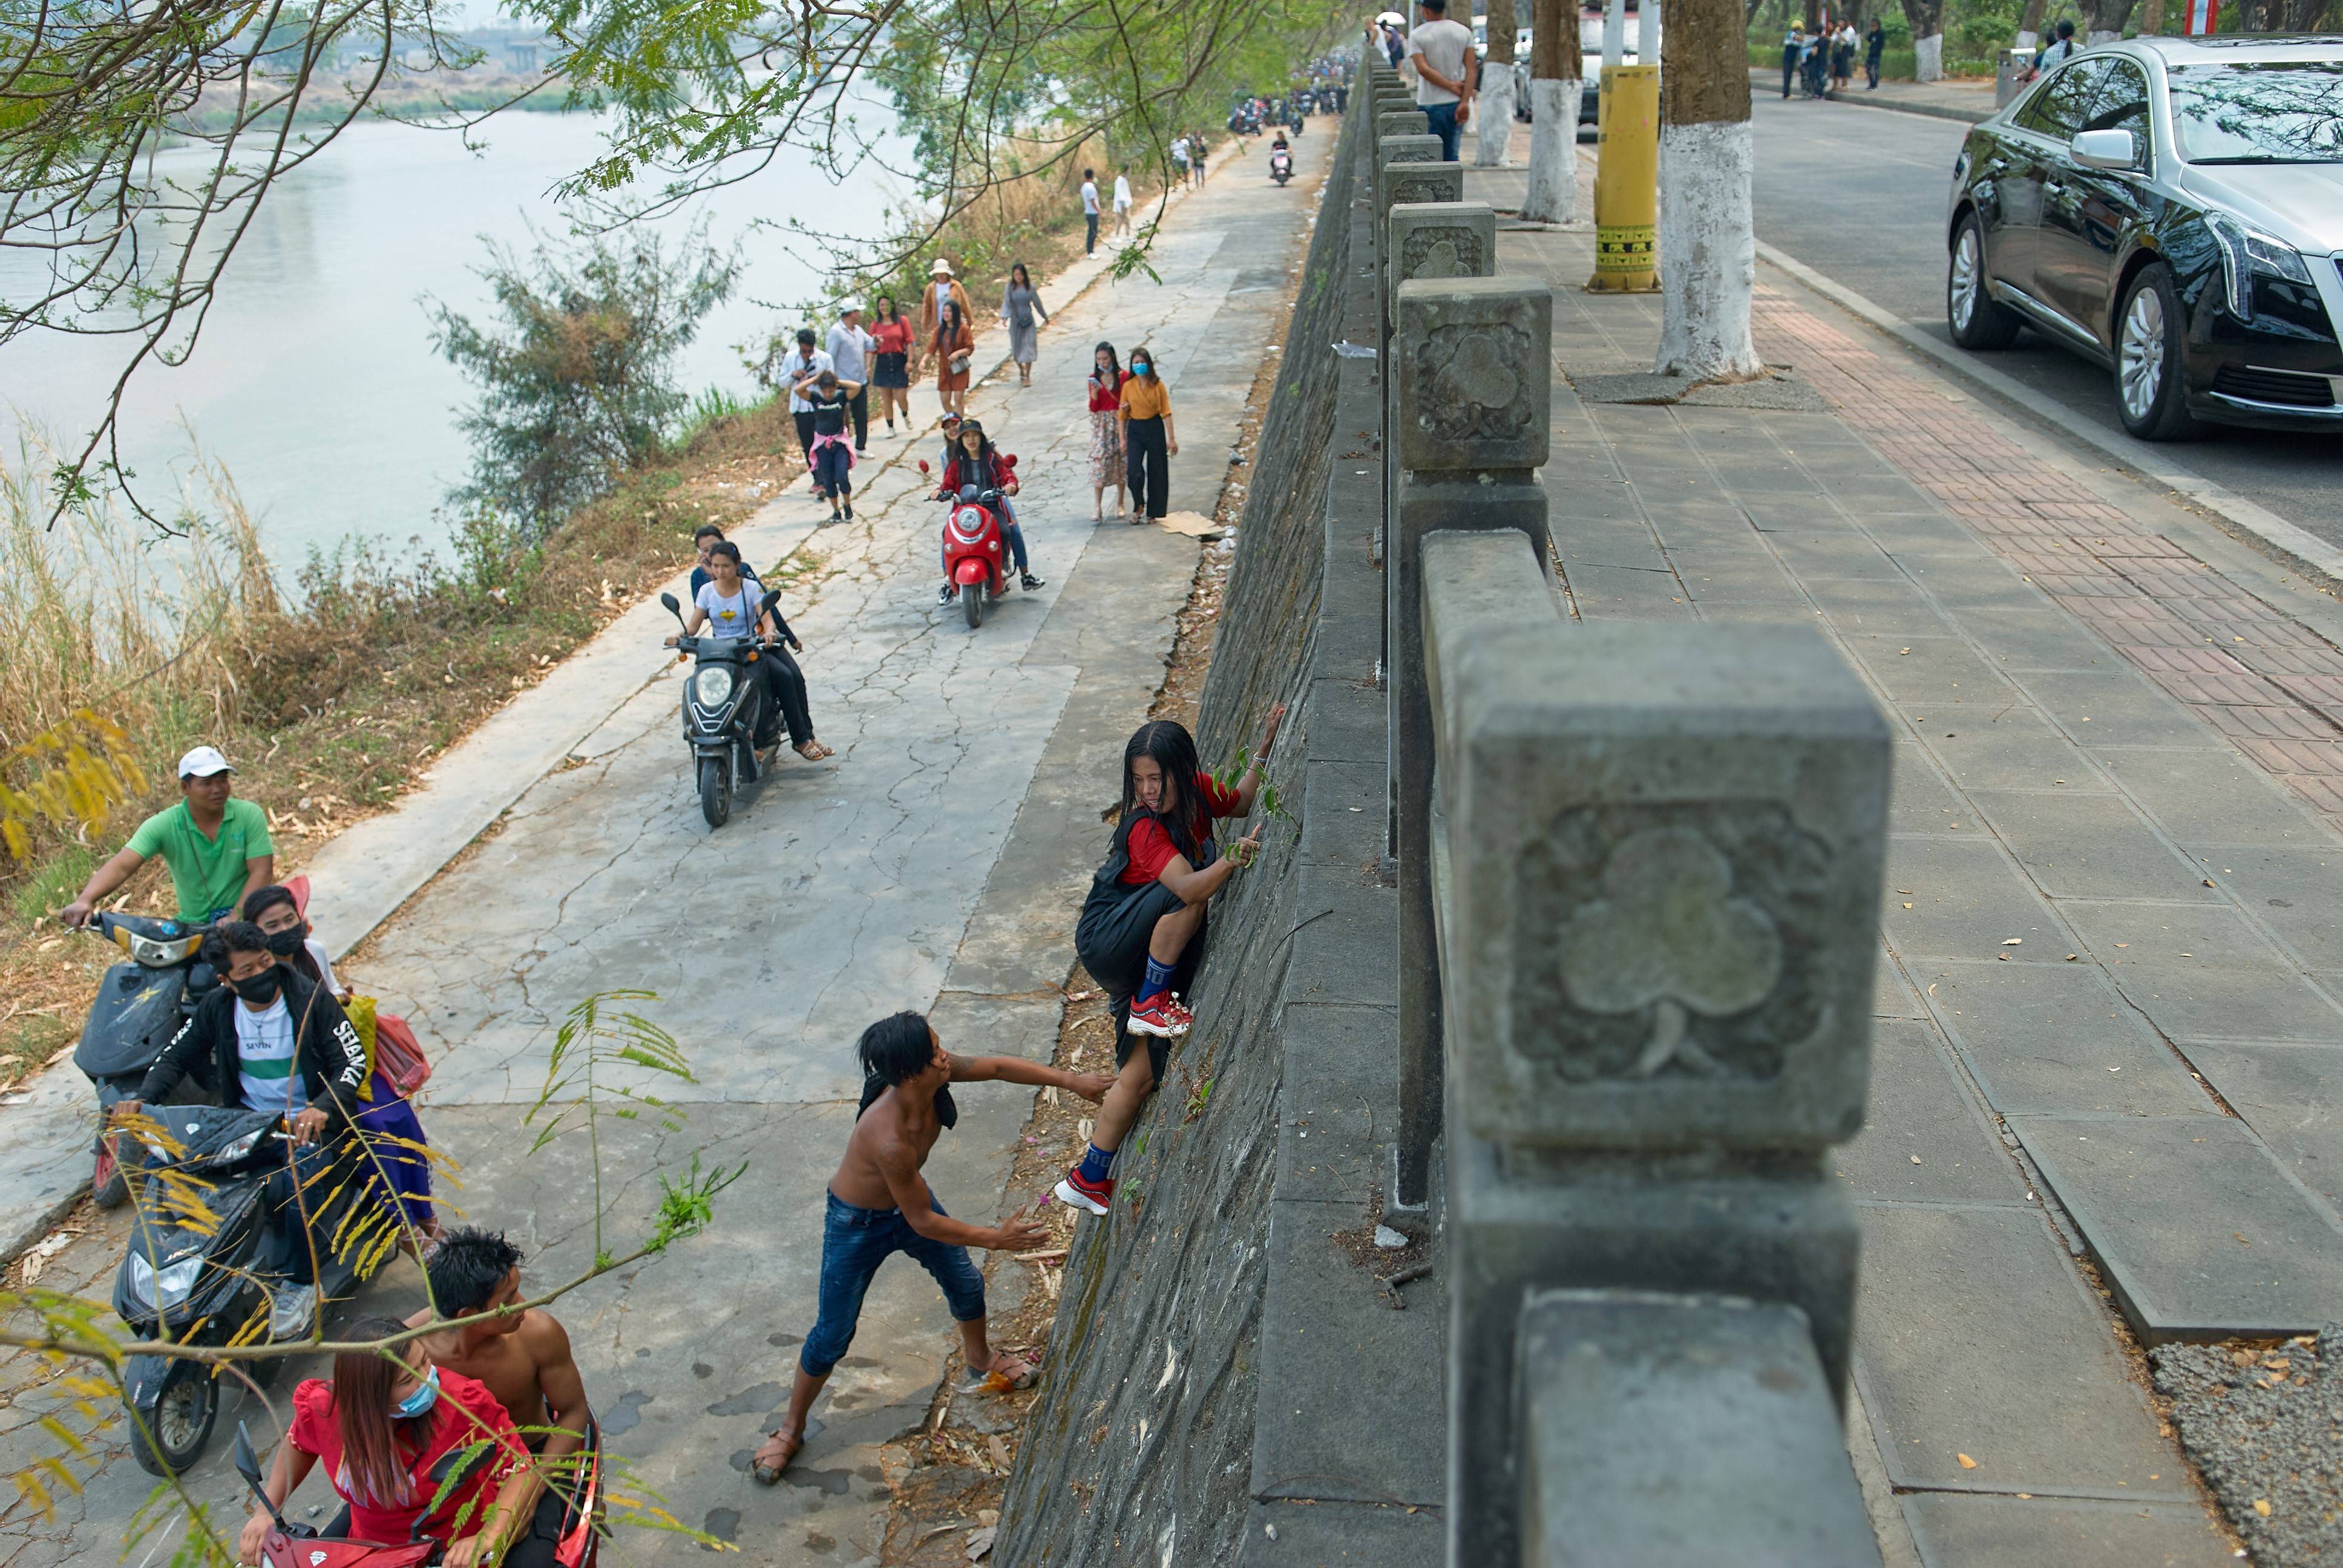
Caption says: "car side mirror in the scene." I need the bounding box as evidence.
[2071,128,2138,171]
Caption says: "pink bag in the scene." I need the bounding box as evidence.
[372,1011,432,1096]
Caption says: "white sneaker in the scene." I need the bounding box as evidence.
[269,1282,317,1340]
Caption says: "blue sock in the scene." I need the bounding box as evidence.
[1138,955,1175,1004]
[1078,1142,1118,1183]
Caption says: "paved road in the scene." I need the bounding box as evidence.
[0,139,1325,1568]
[1747,94,2343,556]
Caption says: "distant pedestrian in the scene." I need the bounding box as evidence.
[1403,0,1476,163]
[1088,342,1129,521]
[1802,32,1827,97]
[868,295,916,437]
[2033,19,2077,76]
[932,298,975,418]
[1866,21,1885,88]
[1080,169,1101,255]
[1000,263,1048,388]
[804,368,863,524]
[1112,170,1135,237]
[779,328,832,468]
[825,305,874,453]
[1832,22,1856,91]
[1117,344,1176,523]
[1781,25,1803,98]
[1171,134,1191,187]
[1190,132,1207,187]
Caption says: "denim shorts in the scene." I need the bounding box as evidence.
[800,1187,986,1377]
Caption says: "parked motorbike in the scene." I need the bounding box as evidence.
[113,1105,398,1474]
[1270,146,1294,185]
[918,457,1021,630]
[658,589,784,829]
[230,1417,606,1568]
[74,912,218,1209]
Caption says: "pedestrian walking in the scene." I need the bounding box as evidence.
[1087,342,1129,521]
[1080,169,1100,256]
[1170,134,1191,188]
[1781,24,1803,98]
[1403,0,1476,164]
[917,257,975,349]
[1112,169,1134,237]
[825,305,874,453]
[1000,263,1048,388]
[749,1011,1110,1485]
[1832,22,1856,91]
[932,298,975,417]
[1118,345,1176,523]
[804,369,863,524]
[868,295,916,437]
[1190,132,1207,187]
[1865,20,1885,88]
[779,328,832,470]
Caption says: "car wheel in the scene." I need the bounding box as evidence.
[2114,263,2204,442]
[1946,211,2022,350]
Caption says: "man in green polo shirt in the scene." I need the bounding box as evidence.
[62,746,275,929]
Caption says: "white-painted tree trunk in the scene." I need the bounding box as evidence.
[1656,120,1762,382]
[2014,27,2040,45]
[1914,32,1944,80]
[2086,28,2120,43]
[1519,79,1580,223]
[1475,65,1519,165]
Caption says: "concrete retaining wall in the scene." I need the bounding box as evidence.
[994,97,1404,1567]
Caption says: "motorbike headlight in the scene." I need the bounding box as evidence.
[127,1253,202,1309]
[2207,214,2312,323]
[214,1128,267,1163]
[693,666,735,708]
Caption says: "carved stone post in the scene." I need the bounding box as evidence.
[1390,276,1552,1212]
[1433,610,1892,1564]
[1376,108,1431,146]
[1374,132,1441,212]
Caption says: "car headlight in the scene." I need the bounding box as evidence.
[693,666,735,708]
[2207,214,2312,322]
[127,1253,203,1309]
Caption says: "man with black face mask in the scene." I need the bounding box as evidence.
[112,920,367,1336]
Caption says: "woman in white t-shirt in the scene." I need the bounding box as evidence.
[665,541,832,760]
[1112,171,1135,237]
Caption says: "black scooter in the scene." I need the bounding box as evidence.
[74,912,218,1208]
[660,589,784,829]
[113,1103,400,1475]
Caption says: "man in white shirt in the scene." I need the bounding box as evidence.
[1403,0,1476,163]
[780,328,833,465]
[1112,170,1134,237]
[825,307,874,452]
[1080,169,1101,256]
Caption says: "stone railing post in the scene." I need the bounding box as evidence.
[1373,132,1440,215]
[1423,556,1893,1564]
[1376,108,1430,147]
[1389,276,1552,1212]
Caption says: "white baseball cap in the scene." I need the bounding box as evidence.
[177,745,234,779]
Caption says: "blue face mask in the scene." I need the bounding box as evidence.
[1132,360,1151,375]
[393,1365,441,1420]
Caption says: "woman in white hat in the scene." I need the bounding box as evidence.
[918,258,978,417]
[917,258,974,356]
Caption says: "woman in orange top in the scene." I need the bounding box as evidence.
[1116,346,1177,522]
[932,298,975,419]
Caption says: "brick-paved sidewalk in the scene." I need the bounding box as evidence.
[1475,174,2343,1566]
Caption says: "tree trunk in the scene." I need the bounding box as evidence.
[1520,0,1582,223]
[1478,0,1521,165]
[1902,0,1945,78]
[2082,0,2137,38]
[1656,0,1761,380]
[2138,0,2164,32]
[2014,0,2046,47]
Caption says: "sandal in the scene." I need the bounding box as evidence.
[795,740,835,762]
[751,1428,804,1485]
[964,1350,1041,1393]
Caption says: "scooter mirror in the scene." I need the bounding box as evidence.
[916,459,931,475]
[1000,453,1018,471]
[759,589,782,618]
[659,591,683,623]
[232,1421,281,1521]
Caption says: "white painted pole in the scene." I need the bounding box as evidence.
[1636,0,1660,64]
[1602,0,1627,68]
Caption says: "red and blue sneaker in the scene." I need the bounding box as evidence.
[1054,1167,1115,1215]
[1127,993,1193,1039]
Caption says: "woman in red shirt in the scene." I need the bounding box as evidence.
[236,1316,536,1567]
[1057,707,1283,1215]
[1087,342,1127,521]
[868,295,916,438]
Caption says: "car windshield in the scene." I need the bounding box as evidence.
[2168,59,2343,164]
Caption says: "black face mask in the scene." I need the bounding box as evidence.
[263,926,306,959]
[230,968,281,1005]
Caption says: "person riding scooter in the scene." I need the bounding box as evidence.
[109,920,368,1337]
[934,420,1042,601]
[664,541,831,762]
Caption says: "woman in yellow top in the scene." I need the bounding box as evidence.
[1116,347,1177,523]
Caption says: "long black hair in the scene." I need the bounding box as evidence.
[1113,719,1205,866]
[1092,341,1122,385]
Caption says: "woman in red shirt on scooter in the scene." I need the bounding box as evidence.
[934,419,1041,599]
[237,1316,537,1567]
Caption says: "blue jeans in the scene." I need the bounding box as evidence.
[1422,100,1461,163]
[800,1188,986,1377]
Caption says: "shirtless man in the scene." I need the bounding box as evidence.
[406,1229,592,1567]
[752,1010,1113,1481]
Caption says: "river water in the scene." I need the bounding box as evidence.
[2,109,914,566]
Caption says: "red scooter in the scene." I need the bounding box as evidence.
[919,454,1020,629]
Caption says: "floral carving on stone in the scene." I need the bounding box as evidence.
[1411,321,1538,446]
[1401,227,1483,283]
[1388,172,1460,207]
[1511,803,1834,1082]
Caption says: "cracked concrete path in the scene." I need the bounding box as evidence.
[0,134,1328,1568]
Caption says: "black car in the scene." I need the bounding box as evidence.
[1944,35,2343,439]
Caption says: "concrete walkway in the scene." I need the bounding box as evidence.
[1466,149,2343,1563]
[1748,64,1998,123]
[0,137,1327,1568]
